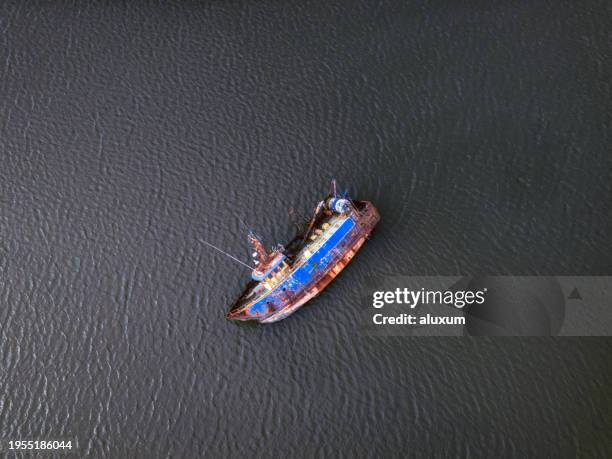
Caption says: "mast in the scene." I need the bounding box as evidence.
[248,231,269,265]
[330,179,338,198]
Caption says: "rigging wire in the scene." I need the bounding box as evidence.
[198,239,254,270]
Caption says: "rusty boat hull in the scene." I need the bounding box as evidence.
[227,192,379,324]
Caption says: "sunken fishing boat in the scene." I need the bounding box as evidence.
[226,180,380,323]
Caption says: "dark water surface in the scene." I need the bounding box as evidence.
[1,1,611,457]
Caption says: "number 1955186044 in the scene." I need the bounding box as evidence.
[7,440,73,450]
